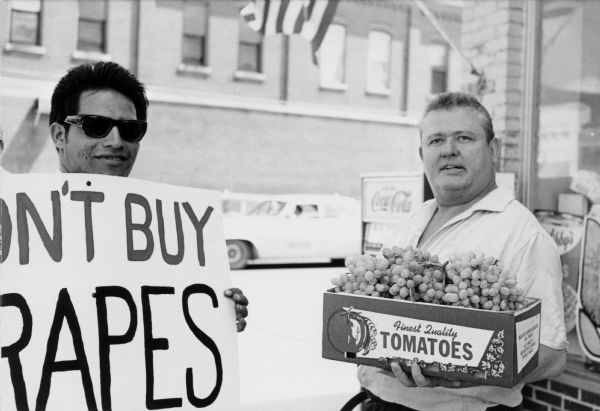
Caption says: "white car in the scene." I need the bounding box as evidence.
[223,194,362,269]
[221,191,269,216]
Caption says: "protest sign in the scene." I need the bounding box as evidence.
[0,173,239,410]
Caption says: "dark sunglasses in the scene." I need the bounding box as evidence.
[64,115,147,142]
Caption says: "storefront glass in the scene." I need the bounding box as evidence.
[536,0,600,358]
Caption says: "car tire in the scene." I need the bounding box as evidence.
[227,240,251,270]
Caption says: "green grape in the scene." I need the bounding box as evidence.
[445,293,459,303]
[375,284,389,293]
[460,268,473,279]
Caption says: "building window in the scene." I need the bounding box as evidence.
[319,24,346,90]
[78,0,107,53]
[367,30,392,93]
[429,43,449,95]
[182,0,208,66]
[238,13,262,73]
[9,0,42,45]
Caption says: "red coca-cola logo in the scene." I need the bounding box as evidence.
[370,189,412,214]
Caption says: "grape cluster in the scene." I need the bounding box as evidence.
[444,251,527,311]
[330,247,529,312]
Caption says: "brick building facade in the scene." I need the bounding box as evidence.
[0,0,463,199]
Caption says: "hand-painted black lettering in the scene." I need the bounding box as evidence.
[1,197,12,263]
[70,191,104,262]
[125,194,153,262]
[16,191,62,264]
[94,286,137,411]
[36,289,97,411]
[141,286,182,409]
[1,293,32,410]
[156,200,184,265]
[182,284,223,407]
[182,204,213,267]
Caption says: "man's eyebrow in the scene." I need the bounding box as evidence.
[427,130,475,138]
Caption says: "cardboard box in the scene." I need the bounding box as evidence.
[322,291,541,387]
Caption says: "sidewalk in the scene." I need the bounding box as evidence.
[240,392,355,411]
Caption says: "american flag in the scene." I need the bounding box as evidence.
[240,0,339,63]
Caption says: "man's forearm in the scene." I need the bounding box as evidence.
[521,344,567,384]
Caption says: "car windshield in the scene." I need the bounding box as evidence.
[248,200,286,216]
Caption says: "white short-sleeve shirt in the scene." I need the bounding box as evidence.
[358,187,567,411]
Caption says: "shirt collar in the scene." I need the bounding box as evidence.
[426,187,515,228]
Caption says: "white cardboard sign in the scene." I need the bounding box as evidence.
[0,173,239,410]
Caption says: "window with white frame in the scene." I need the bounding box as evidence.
[9,0,42,45]
[182,0,208,66]
[319,24,346,89]
[238,13,262,73]
[430,43,449,95]
[367,30,392,93]
[78,0,107,53]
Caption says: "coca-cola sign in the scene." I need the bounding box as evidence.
[371,189,412,214]
[362,174,424,222]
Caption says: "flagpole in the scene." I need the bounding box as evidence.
[280,34,290,102]
[412,0,487,95]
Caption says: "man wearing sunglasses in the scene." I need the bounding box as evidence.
[49,61,248,331]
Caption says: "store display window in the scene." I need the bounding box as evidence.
[536,0,600,361]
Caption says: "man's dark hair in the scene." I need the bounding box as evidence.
[49,61,149,126]
[421,92,495,143]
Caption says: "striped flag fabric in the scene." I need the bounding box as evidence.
[240,0,339,63]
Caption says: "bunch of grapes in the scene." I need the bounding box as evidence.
[445,251,527,311]
[331,246,444,302]
[330,247,529,312]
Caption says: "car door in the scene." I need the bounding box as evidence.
[249,200,321,259]
[276,202,323,258]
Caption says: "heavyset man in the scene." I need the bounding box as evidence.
[48,61,248,331]
[358,92,567,410]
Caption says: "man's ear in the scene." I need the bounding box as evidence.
[490,138,500,163]
[50,122,66,151]
[418,146,423,161]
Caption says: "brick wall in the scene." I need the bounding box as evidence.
[131,102,421,199]
[461,0,526,195]
[521,356,600,411]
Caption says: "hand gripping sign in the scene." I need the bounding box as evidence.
[0,173,239,410]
